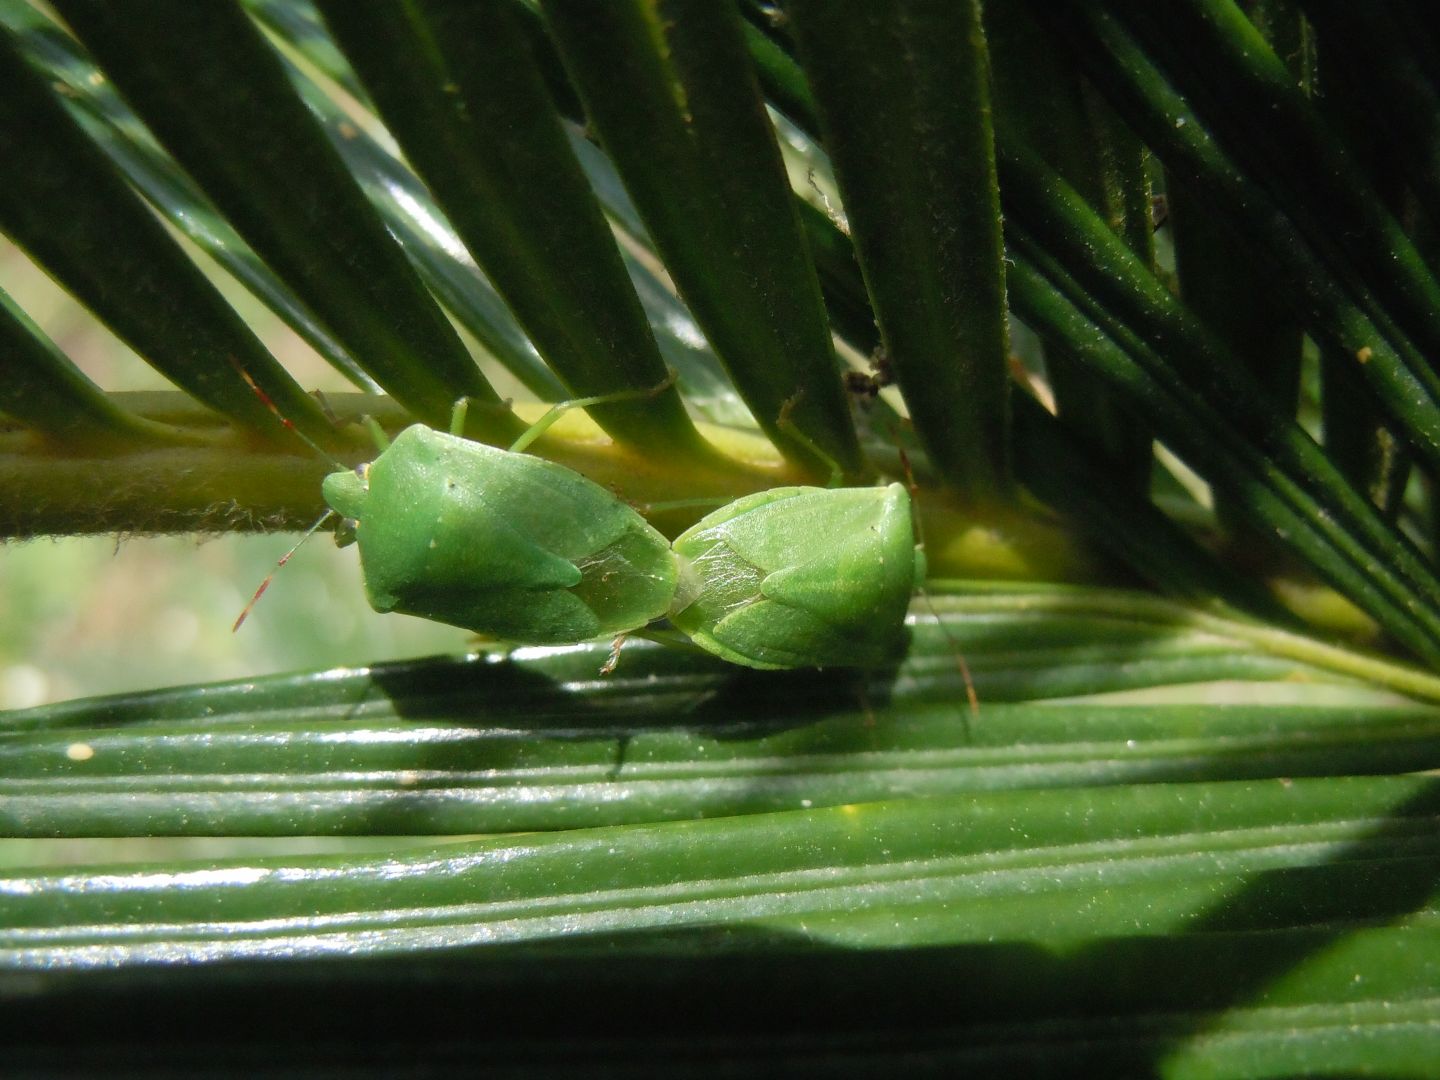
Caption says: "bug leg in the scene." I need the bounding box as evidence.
[448,394,528,440]
[508,372,679,454]
[599,634,629,676]
[359,414,390,452]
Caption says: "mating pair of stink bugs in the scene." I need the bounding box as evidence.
[296,393,924,672]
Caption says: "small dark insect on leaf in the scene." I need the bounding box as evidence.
[845,347,896,404]
[1150,193,1170,231]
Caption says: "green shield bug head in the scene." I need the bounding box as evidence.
[321,424,677,645]
[668,482,923,670]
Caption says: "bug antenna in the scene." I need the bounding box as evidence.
[229,357,348,471]
[233,511,337,632]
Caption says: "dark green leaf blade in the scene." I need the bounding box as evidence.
[1301,0,1440,223]
[736,31,1285,617]
[0,26,336,447]
[7,693,1438,837]
[316,0,709,460]
[994,144,1440,663]
[986,0,1154,493]
[787,0,1011,500]
[4,778,1439,995]
[0,287,195,450]
[50,0,518,440]
[3,926,1439,1075]
[6,585,1439,837]
[1011,393,1290,621]
[1005,247,1440,663]
[748,57,1440,653]
[1034,0,1440,479]
[265,41,570,404]
[542,0,864,480]
[1115,0,1440,370]
[251,0,753,427]
[0,0,378,394]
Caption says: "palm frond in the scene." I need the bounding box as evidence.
[3,0,1440,1072]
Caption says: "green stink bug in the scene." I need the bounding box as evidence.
[321,423,676,646]
[239,383,925,672]
[670,483,922,669]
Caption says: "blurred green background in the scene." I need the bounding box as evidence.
[0,237,474,711]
